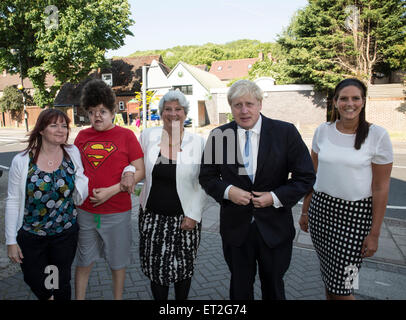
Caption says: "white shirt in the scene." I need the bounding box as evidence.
[224,116,282,207]
[312,121,393,201]
[138,127,207,222]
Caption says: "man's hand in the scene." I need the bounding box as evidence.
[228,186,252,205]
[120,172,136,194]
[252,191,274,208]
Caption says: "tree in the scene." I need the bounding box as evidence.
[134,84,159,118]
[0,0,134,107]
[182,45,227,67]
[274,0,406,91]
[0,86,23,122]
[129,39,282,69]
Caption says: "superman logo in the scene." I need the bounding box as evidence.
[83,141,117,169]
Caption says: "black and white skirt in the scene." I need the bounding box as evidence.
[308,191,372,296]
[138,207,202,286]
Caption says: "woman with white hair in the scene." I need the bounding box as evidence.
[137,90,207,300]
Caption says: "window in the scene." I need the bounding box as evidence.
[173,85,193,95]
[217,66,223,71]
[102,73,113,86]
[118,101,125,111]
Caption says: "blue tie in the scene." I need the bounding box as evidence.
[244,130,254,182]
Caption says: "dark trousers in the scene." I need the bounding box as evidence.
[17,224,79,300]
[222,221,292,300]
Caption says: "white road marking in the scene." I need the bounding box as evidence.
[298,202,406,210]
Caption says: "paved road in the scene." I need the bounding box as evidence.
[1,204,406,301]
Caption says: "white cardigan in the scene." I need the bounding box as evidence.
[139,127,207,222]
[5,145,88,245]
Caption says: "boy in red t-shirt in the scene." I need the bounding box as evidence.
[74,79,145,300]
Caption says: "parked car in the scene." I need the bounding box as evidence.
[183,118,192,127]
[139,112,160,121]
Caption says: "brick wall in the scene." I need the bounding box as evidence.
[366,99,406,132]
[207,87,406,134]
[208,87,327,133]
[261,91,326,133]
[1,106,75,129]
[1,96,135,128]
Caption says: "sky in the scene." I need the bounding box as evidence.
[105,0,308,58]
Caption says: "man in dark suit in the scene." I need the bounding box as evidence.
[199,80,315,300]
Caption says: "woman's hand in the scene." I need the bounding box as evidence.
[299,214,309,232]
[361,233,379,258]
[120,172,135,194]
[181,217,197,231]
[8,244,24,264]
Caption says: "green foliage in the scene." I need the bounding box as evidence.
[0,85,23,120]
[0,0,134,108]
[275,0,406,92]
[129,39,280,69]
[130,39,289,85]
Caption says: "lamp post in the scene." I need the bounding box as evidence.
[11,49,28,132]
[142,65,148,128]
[141,64,172,129]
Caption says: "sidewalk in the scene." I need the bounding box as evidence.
[0,125,405,300]
[0,195,405,300]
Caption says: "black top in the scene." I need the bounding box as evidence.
[146,153,184,216]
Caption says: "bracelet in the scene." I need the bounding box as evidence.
[301,213,308,216]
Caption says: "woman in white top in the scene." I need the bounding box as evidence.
[300,78,393,300]
[5,109,88,300]
[137,90,207,300]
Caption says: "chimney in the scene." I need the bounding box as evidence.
[258,52,264,61]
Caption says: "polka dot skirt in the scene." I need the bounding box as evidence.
[308,191,372,296]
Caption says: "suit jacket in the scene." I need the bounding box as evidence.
[199,114,316,248]
[139,126,207,222]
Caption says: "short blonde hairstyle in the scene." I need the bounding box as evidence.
[227,80,263,106]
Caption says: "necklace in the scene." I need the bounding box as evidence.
[168,141,181,147]
[40,148,62,168]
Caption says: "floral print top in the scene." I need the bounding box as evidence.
[23,152,77,236]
